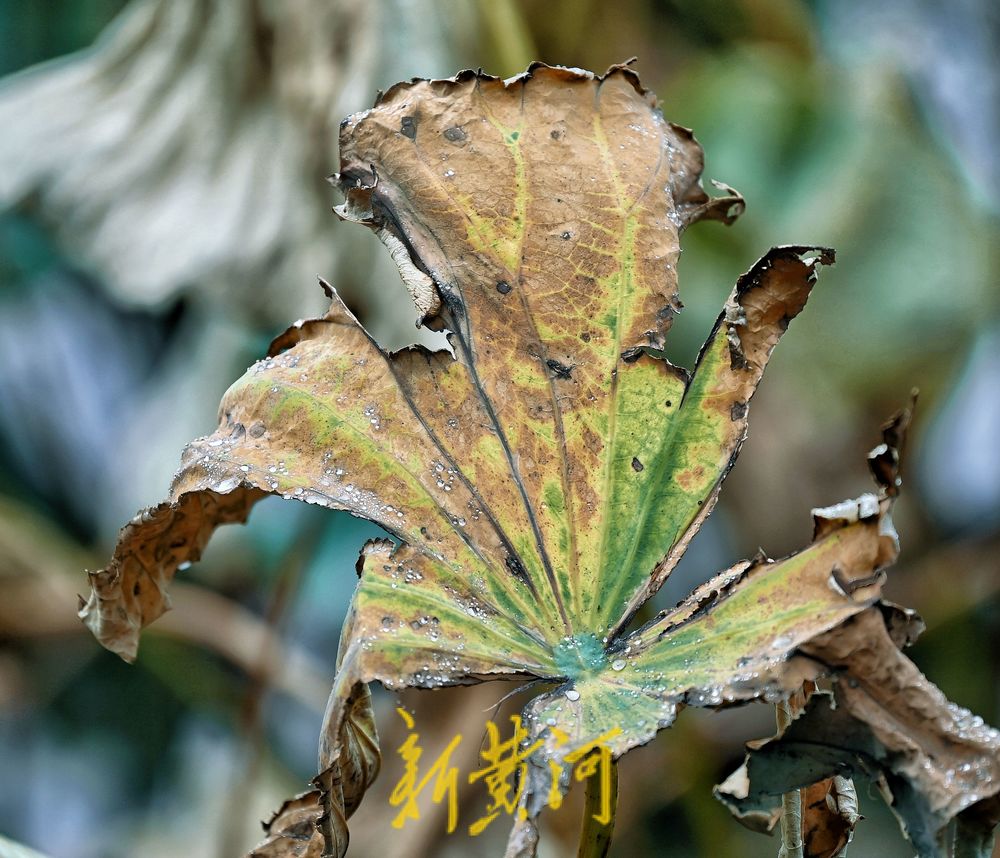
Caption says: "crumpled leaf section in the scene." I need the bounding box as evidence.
[80,488,263,661]
[250,791,325,858]
[716,407,1000,858]
[79,62,999,857]
[717,658,1000,858]
[802,776,860,858]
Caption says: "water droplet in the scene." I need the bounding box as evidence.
[565,689,580,701]
[611,659,626,671]
[771,634,792,650]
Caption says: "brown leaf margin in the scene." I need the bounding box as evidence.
[79,488,264,661]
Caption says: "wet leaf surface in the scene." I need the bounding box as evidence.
[716,660,1000,858]
[80,63,999,856]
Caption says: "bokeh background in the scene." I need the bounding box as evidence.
[1,1,998,856]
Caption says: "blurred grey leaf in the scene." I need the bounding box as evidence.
[0,0,460,347]
[0,271,165,535]
[0,833,54,858]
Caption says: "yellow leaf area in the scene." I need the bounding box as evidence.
[81,64,909,856]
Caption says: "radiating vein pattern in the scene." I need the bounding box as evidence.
[337,66,739,644]
[82,65,985,858]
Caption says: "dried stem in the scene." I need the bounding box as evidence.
[776,699,804,858]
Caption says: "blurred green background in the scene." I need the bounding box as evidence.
[0,1,997,856]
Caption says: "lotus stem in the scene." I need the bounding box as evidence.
[578,757,618,858]
[776,700,804,858]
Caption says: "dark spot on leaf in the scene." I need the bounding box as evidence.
[505,554,528,582]
[133,582,141,596]
[443,126,466,143]
[632,457,644,472]
[561,231,571,240]
[439,285,465,320]
[665,400,673,408]
[496,280,512,295]
[730,401,747,421]
[550,129,561,139]
[509,130,520,141]
[727,326,750,370]
[581,332,591,342]
[249,422,266,438]
[546,359,573,379]
[400,115,417,140]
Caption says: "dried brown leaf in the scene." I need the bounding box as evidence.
[77,62,999,858]
[802,776,859,858]
[718,605,1000,857]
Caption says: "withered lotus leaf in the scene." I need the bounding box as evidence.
[80,63,999,857]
